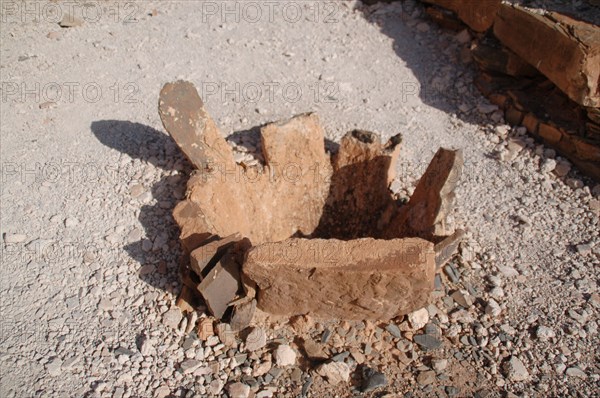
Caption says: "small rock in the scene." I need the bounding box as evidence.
[477,103,498,114]
[46,358,62,376]
[554,160,571,177]
[180,359,201,374]
[154,385,170,398]
[98,298,113,311]
[540,159,557,173]
[209,379,224,394]
[503,356,529,381]
[485,299,502,317]
[407,308,429,330]
[216,323,236,347]
[417,370,436,385]
[576,244,592,255]
[432,358,448,372]
[64,217,79,228]
[197,317,214,340]
[454,29,471,44]
[3,233,26,243]
[385,323,402,338]
[317,361,350,385]
[273,345,296,367]
[566,367,586,378]
[451,290,473,308]
[536,326,555,341]
[227,382,250,398]
[140,336,155,356]
[413,334,442,351]
[245,327,267,352]
[302,338,328,360]
[163,307,182,329]
[47,31,61,39]
[361,367,387,392]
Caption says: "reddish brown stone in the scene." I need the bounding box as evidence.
[423,0,501,32]
[197,251,242,319]
[505,106,524,126]
[522,113,539,135]
[159,80,234,169]
[190,233,241,278]
[434,229,465,269]
[244,238,435,320]
[538,123,562,144]
[494,5,600,107]
[472,42,538,78]
[176,286,197,313]
[384,149,463,240]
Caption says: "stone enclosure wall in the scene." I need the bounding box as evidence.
[418,0,600,180]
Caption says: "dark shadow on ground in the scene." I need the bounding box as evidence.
[91,120,192,294]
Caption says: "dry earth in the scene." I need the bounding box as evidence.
[1,1,599,397]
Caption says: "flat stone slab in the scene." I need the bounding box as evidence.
[197,251,241,319]
[244,238,435,320]
[190,233,241,278]
[494,4,600,107]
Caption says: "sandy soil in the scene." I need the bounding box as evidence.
[1,1,598,397]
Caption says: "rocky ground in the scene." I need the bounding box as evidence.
[1,1,599,397]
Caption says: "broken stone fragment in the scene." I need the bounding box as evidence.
[385,148,463,240]
[189,233,241,278]
[197,251,242,319]
[317,361,350,385]
[229,299,256,332]
[158,80,234,169]
[434,229,465,269]
[244,238,435,320]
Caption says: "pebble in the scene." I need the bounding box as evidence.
[316,361,350,385]
[46,358,62,376]
[503,356,529,381]
[407,308,429,330]
[540,159,557,173]
[535,326,555,341]
[162,307,182,329]
[64,217,79,228]
[245,327,267,352]
[209,379,224,394]
[385,323,402,338]
[227,382,250,398]
[485,299,502,317]
[417,370,436,385]
[361,367,387,392]
[431,358,448,372]
[180,359,201,374]
[565,367,586,378]
[273,345,296,367]
[3,233,26,243]
[413,334,442,350]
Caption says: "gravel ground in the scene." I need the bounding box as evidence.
[1,1,599,397]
